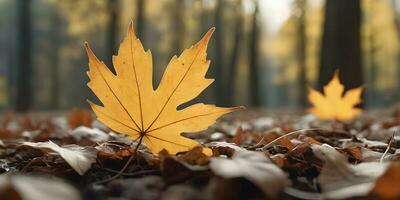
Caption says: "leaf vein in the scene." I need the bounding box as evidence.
[93,58,142,131]
[144,44,205,132]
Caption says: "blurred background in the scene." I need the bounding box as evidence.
[1,0,400,112]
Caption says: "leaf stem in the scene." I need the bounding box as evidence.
[261,128,323,151]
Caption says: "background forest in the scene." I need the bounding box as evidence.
[0,0,400,112]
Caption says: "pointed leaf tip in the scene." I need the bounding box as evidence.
[332,69,341,81]
[199,28,215,45]
[84,43,97,61]
[129,21,134,32]
[127,21,137,39]
[234,106,246,110]
[84,42,89,50]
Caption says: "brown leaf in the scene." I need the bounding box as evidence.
[19,115,39,131]
[0,128,19,140]
[262,131,279,144]
[277,134,295,151]
[231,127,244,145]
[159,149,209,184]
[207,142,246,157]
[67,108,93,129]
[344,146,363,161]
[373,163,400,199]
[177,146,209,166]
[96,142,133,161]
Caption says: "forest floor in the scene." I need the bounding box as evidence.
[0,107,400,200]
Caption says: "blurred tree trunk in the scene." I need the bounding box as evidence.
[318,0,363,93]
[106,0,120,69]
[367,24,378,105]
[226,0,243,105]
[199,0,208,34]
[136,0,144,39]
[249,0,260,106]
[172,0,185,54]
[214,0,226,105]
[49,7,61,109]
[15,0,32,111]
[198,0,216,102]
[296,0,307,108]
[392,0,400,99]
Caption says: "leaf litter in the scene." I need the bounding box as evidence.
[1,108,400,199]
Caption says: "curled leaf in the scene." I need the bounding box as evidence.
[22,141,97,175]
[209,151,290,197]
[312,144,388,199]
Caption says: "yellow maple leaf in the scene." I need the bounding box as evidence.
[84,23,242,155]
[308,70,363,121]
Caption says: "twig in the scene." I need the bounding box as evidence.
[262,128,323,151]
[94,135,144,184]
[380,132,395,164]
[21,157,45,173]
[99,168,159,177]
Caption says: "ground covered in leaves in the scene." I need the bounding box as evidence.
[1,108,400,200]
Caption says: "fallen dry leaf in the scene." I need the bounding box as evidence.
[22,141,97,175]
[96,141,133,161]
[312,144,388,199]
[308,70,363,121]
[85,22,242,155]
[71,126,109,143]
[209,150,290,198]
[176,146,209,166]
[0,175,81,200]
[67,108,93,128]
[372,163,400,199]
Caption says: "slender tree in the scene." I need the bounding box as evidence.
[136,0,145,39]
[106,0,120,70]
[295,0,307,108]
[49,5,62,109]
[15,0,32,111]
[226,0,243,105]
[172,0,185,54]
[318,0,363,93]
[391,0,400,99]
[249,0,260,106]
[199,0,208,34]
[214,0,226,105]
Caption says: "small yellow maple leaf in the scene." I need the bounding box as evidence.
[84,22,242,155]
[308,70,363,121]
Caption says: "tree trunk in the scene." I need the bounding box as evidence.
[318,0,363,92]
[15,0,32,111]
[214,0,226,105]
[392,0,400,100]
[172,0,185,54]
[296,0,307,108]
[226,0,243,106]
[136,0,144,39]
[106,0,119,70]
[49,6,61,109]
[249,0,260,106]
